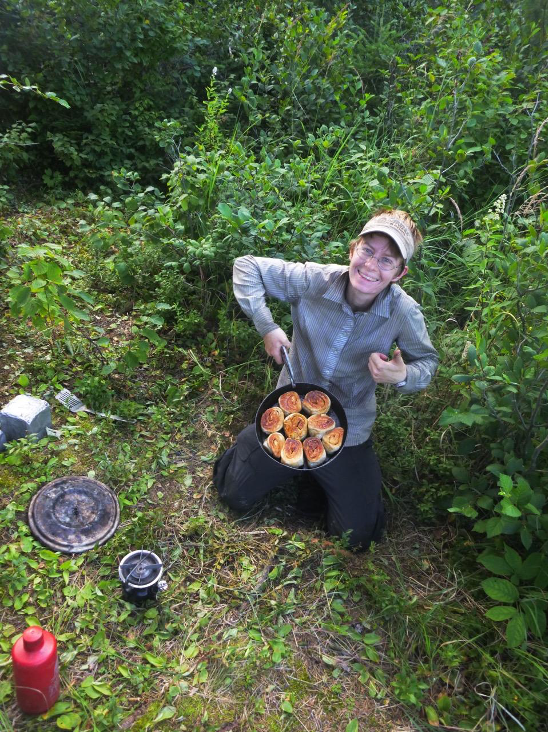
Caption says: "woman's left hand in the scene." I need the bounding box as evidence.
[368,349,407,384]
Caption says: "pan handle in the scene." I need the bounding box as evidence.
[281,346,296,389]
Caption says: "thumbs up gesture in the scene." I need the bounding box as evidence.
[368,349,407,385]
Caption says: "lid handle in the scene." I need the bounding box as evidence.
[280,346,296,389]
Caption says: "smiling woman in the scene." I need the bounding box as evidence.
[214,208,438,550]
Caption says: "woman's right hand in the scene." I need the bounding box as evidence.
[263,328,291,365]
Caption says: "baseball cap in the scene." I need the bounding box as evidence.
[359,214,415,263]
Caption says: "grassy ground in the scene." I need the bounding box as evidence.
[0,206,542,732]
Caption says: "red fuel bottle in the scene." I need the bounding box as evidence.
[11,626,60,714]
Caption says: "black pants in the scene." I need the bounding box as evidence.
[213,424,385,550]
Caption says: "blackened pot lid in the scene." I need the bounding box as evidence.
[28,476,120,554]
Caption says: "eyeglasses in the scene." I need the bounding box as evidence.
[354,243,402,271]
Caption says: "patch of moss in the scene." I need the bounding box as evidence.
[176,694,237,729]
[0,466,20,497]
[126,700,162,731]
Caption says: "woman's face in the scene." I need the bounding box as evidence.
[347,233,407,309]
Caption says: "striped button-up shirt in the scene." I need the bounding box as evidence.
[233,256,439,446]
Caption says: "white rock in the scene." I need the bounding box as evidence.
[0,394,52,441]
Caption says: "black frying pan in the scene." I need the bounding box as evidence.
[255,346,348,471]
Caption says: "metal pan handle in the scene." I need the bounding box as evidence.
[280,345,296,389]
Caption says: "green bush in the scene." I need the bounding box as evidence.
[440,204,548,646]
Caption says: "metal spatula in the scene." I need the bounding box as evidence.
[55,389,133,423]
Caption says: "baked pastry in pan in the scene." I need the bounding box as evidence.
[281,438,304,467]
[283,412,308,440]
[302,390,331,415]
[278,391,302,415]
[307,413,336,438]
[263,432,286,459]
[261,406,285,434]
[322,427,345,454]
[303,437,327,467]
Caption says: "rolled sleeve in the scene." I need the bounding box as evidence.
[233,256,311,336]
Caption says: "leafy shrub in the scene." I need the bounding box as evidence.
[440,204,548,646]
[6,240,92,331]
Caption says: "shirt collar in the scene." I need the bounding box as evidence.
[323,269,394,318]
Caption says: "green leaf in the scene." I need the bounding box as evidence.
[40,701,73,719]
[18,374,30,387]
[425,706,439,725]
[518,553,542,580]
[484,516,504,538]
[451,466,469,482]
[74,290,93,304]
[362,633,381,644]
[499,498,521,518]
[437,694,451,712]
[217,202,233,220]
[485,606,517,621]
[503,545,522,572]
[498,474,513,492]
[46,263,64,284]
[0,681,11,703]
[281,700,293,714]
[140,327,167,348]
[58,294,90,321]
[10,284,31,305]
[123,351,140,369]
[477,553,511,576]
[346,721,359,732]
[57,713,82,729]
[114,261,135,285]
[481,578,519,603]
[92,681,112,696]
[30,278,47,291]
[522,601,547,638]
[520,527,532,550]
[144,653,165,667]
[152,706,176,723]
[506,613,527,648]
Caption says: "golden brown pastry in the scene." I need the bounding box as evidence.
[307,413,336,438]
[302,390,331,415]
[303,437,327,467]
[261,406,284,434]
[322,427,345,454]
[281,438,304,468]
[278,391,302,416]
[263,432,286,459]
[284,412,308,440]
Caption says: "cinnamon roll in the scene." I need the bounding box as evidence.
[261,406,285,434]
[303,437,327,467]
[302,390,331,415]
[307,413,336,438]
[278,391,302,416]
[321,427,345,454]
[263,432,286,459]
[283,412,308,440]
[280,437,304,468]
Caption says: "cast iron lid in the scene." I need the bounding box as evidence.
[28,476,120,554]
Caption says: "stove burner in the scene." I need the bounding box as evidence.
[118,550,164,603]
